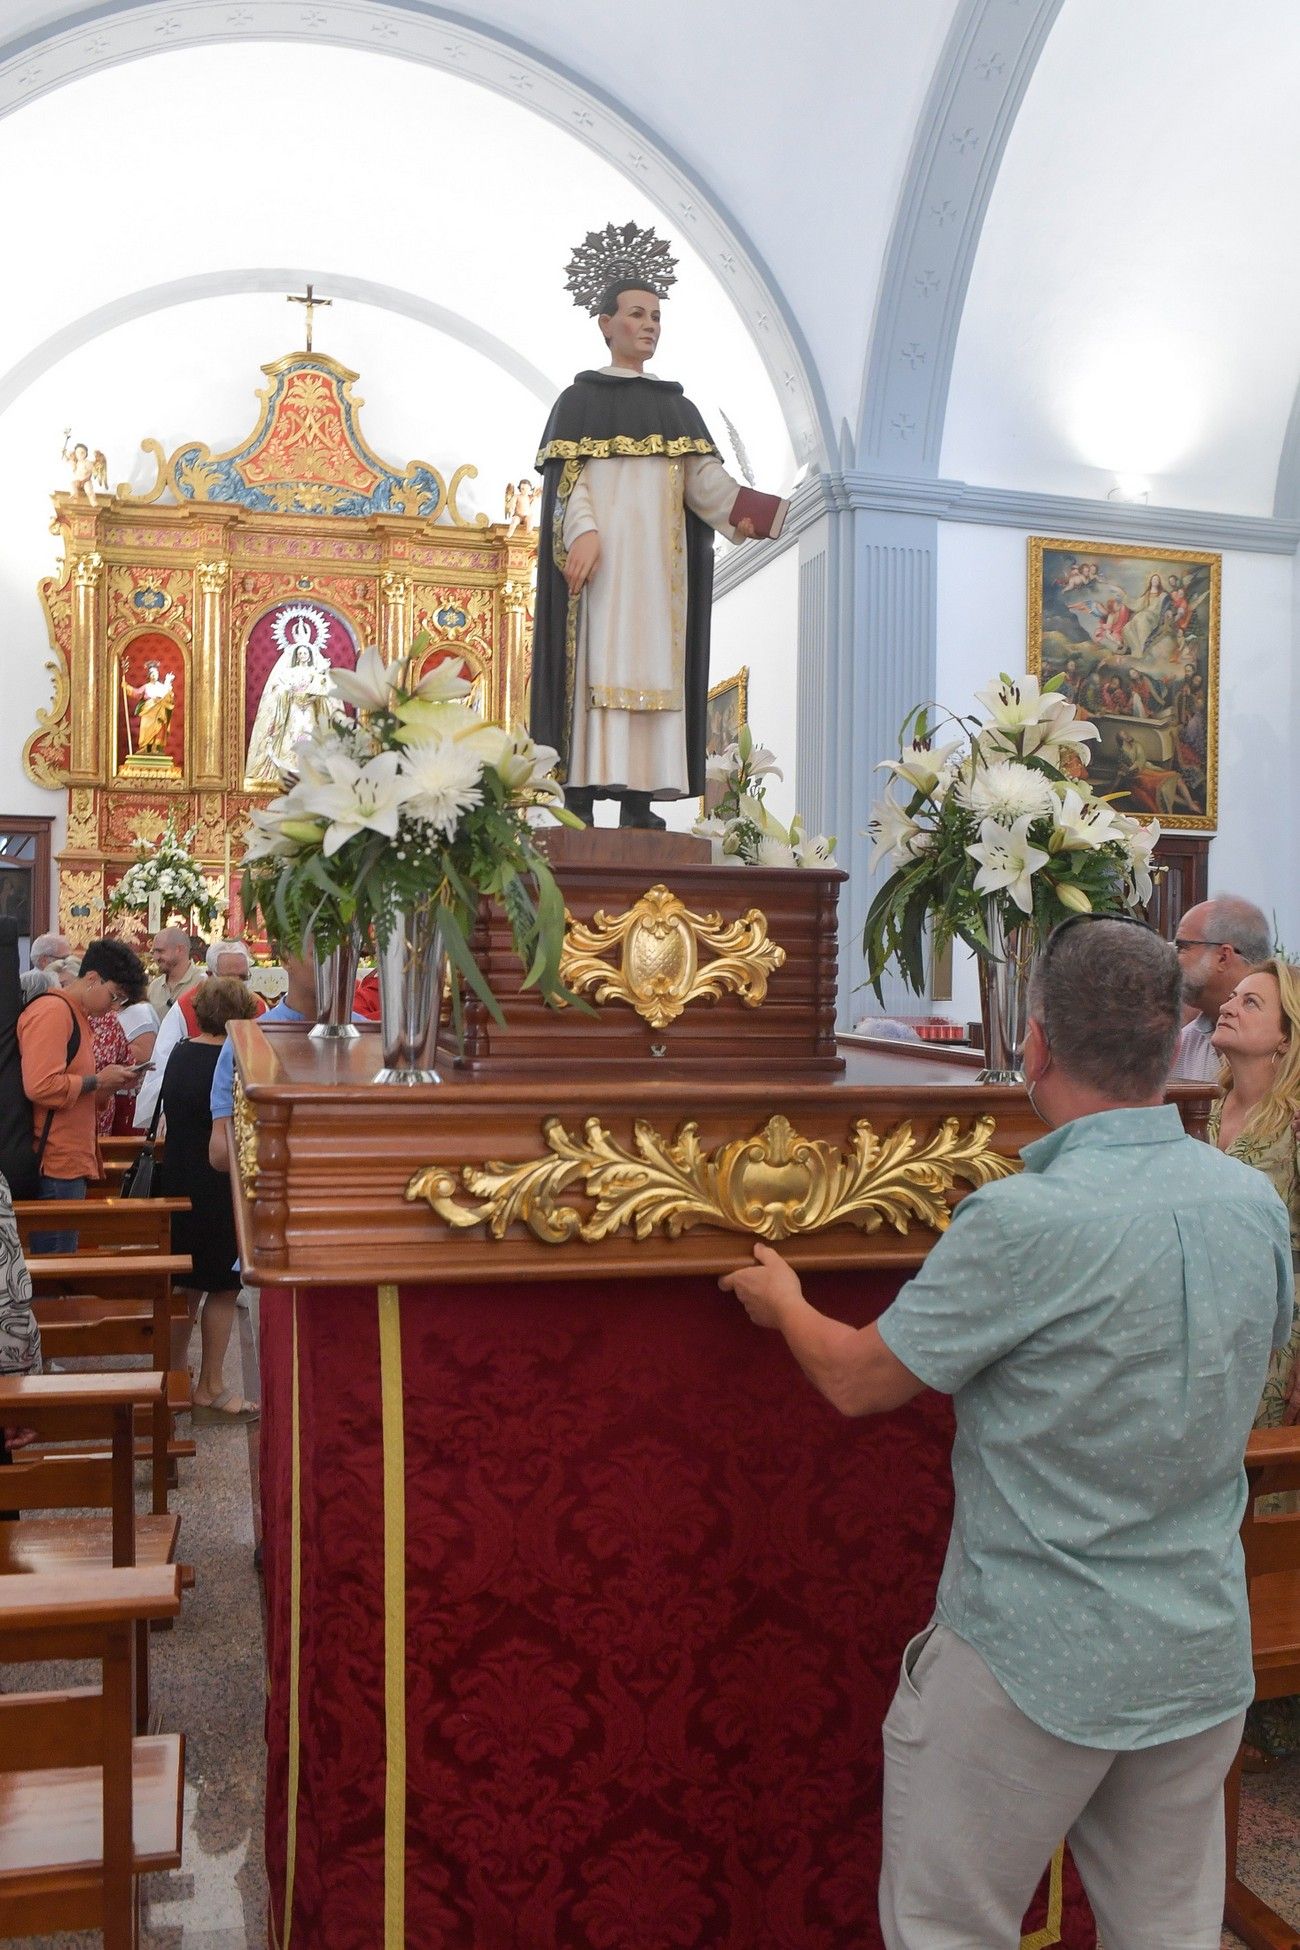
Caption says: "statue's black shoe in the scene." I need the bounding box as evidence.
[619,792,667,830]
[564,786,596,824]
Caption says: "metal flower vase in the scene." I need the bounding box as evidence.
[310,926,362,1041]
[375,900,447,1085]
[976,902,1038,1085]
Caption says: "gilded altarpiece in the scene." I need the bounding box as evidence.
[24,352,537,940]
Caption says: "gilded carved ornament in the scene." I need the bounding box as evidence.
[22,644,71,789]
[558,883,785,1029]
[232,1077,259,1195]
[407,1112,1018,1246]
[197,559,229,595]
[72,551,104,590]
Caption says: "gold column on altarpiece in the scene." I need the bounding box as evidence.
[69,551,104,782]
[499,578,531,728]
[381,572,411,667]
[195,559,229,785]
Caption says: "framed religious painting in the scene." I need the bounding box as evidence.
[701,666,749,814]
[1027,537,1219,830]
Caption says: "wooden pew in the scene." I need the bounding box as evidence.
[94,1136,154,1201]
[0,1372,190,1726]
[0,1565,184,1948]
[13,1197,189,1259]
[24,1255,194,1513]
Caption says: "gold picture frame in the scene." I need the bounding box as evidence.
[701,666,749,814]
[1027,537,1219,830]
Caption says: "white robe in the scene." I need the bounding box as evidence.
[563,368,743,798]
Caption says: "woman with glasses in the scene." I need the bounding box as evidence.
[1211,955,1300,1761]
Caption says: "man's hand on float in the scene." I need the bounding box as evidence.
[719,1241,804,1329]
[564,531,602,595]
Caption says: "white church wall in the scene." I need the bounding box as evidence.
[933,521,1299,1021]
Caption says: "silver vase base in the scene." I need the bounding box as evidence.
[374,1064,442,1086]
[976,1065,1026,1085]
[309,1022,360,1041]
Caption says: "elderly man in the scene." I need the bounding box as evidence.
[722,918,1292,1950]
[1171,894,1272,1079]
[146,926,206,1020]
[28,932,70,972]
[134,939,261,1131]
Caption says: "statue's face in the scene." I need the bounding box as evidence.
[600,289,661,364]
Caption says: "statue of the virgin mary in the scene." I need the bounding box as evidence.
[245,604,341,786]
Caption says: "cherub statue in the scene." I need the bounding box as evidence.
[504,481,517,528]
[62,429,108,506]
[513,477,538,533]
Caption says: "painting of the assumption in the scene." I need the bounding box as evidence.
[1028,538,1219,829]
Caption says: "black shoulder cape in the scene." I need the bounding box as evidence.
[530,372,721,793]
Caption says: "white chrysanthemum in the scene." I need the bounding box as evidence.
[399,738,485,838]
[755,834,798,868]
[957,760,1055,826]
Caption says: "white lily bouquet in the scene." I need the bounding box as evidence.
[241,637,574,1031]
[108,814,224,932]
[694,726,836,867]
[863,672,1159,999]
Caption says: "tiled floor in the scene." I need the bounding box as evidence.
[11,1294,1300,1948]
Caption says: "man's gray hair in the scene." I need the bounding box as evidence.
[1028,920,1183,1101]
[206,939,253,975]
[1202,895,1272,966]
[30,932,70,967]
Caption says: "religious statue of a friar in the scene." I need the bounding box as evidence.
[530,222,787,828]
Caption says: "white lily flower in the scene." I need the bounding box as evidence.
[966,813,1049,914]
[795,831,837,866]
[1052,787,1118,851]
[744,744,784,781]
[399,737,485,838]
[1119,816,1161,905]
[867,794,923,873]
[296,750,408,857]
[394,696,483,744]
[974,673,1060,757]
[878,737,961,795]
[329,644,395,713]
[956,759,1055,826]
[705,744,740,782]
[408,656,473,703]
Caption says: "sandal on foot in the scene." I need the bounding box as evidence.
[192,1389,260,1423]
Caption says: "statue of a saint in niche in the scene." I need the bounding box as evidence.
[245,604,340,785]
[123,659,176,755]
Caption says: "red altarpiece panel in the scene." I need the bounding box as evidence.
[24,350,537,941]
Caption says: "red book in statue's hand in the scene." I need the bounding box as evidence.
[729,487,789,540]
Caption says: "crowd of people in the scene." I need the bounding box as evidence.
[2,894,1298,1944]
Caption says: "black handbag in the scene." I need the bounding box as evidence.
[120,1095,162,1200]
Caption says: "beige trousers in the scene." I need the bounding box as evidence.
[879,1622,1245,1950]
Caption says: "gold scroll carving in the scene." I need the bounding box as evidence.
[407,1112,1018,1246]
[559,883,785,1029]
[232,1076,259,1195]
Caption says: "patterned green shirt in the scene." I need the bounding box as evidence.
[878,1104,1293,1748]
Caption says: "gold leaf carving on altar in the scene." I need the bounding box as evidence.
[22,642,71,789]
[232,1077,259,1195]
[58,868,104,940]
[559,883,785,1029]
[407,1113,1019,1246]
[65,788,98,852]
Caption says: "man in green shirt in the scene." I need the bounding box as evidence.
[722,919,1292,1949]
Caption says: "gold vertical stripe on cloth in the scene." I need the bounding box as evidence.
[283,1292,303,1950]
[1019,1842,1065,1950]
[378,1282,408,1949]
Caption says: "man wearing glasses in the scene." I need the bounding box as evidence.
[1171,896,1271,1080]
[722,917,1291,1948]
[17,939,148,1252]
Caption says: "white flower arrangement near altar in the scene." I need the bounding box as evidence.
[863,672,1159,998]
[240,639,577,1028]
[693,726,836,868]
[107,814,224,932]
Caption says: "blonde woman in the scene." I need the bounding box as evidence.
[1211,956,1300,1759]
